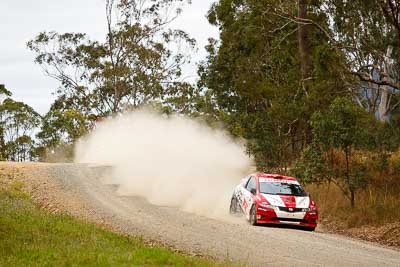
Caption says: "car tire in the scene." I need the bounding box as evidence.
[229,196,239,214]
[305,227,316,231]
[249,205,257,226]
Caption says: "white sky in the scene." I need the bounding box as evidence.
[0,0,218,114]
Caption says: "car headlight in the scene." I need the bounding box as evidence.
[302,207,317,212]
[259,203,276,209]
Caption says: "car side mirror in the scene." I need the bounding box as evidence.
[250,188,257,195]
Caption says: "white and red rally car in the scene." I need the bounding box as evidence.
[230,173,318,231]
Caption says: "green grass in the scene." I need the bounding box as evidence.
[0,185,223,267]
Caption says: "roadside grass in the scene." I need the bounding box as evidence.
[306,181,400,228]
[0,183,227,267]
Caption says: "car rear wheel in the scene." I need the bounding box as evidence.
[249,205,257,225]
[229,196,239,214]
[305,226,316,231]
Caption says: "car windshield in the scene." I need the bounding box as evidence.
[259,181,307,196]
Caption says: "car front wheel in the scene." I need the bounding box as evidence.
[249,205,257,225]
[230,196,239,214]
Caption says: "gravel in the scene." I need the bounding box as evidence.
[1,162,400,266]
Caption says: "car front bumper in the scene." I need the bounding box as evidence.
[256,206,318,228]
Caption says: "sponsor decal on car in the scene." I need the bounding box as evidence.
[259,178,300,184]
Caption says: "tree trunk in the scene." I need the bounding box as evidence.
[345,147,354,207]
[350,190,355,208]
[0,126,5,160]
[378,46,393,122]
[298,0,312,81]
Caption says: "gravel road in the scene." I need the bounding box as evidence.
[1,162,400,266]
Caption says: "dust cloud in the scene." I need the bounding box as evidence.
[75,109,252,218]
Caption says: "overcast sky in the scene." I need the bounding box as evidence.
[0,0,218,114]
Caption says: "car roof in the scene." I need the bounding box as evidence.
[253,173,298,181]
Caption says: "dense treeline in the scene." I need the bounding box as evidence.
[0,85,40,161]
[196,0,400,208]
[1,0,400,210]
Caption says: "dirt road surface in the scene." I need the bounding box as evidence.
[1,162,399,266]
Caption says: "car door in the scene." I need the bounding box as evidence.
[235,176,248,210]
[240,176,256,217]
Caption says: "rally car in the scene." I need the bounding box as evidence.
[230,173,318,231]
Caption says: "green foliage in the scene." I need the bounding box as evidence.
[36,102,94,153]
[27,0,195,117]
[198,0,348,171]
[0,84,12,97]
[0,97,41,161]
[311,97,374,150]
[35,110,91,162]
[291,146,325,184]
[9,0,400,216]
[389,149,400,174]
[325,0,400,120]
[28,0,196,153]
[293,98,376,207]
[373,121,400,152]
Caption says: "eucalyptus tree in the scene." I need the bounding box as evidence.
[0,84,11,102]
[198,0,347,170]
[36,97,93,150]
[0,84,11,160]
[0,96,41,161]
[28,0,194,116]
[305,98,375,207]
[28,0,195,148]
[318,0,400,121]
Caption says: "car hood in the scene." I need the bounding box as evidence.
[261,193,310,208]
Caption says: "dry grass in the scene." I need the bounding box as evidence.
[306,181,400,229]
[306,180,400,247]
[302,148,400,230]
